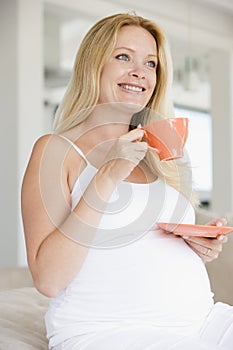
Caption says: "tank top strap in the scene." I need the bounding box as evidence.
[57,134,89,164]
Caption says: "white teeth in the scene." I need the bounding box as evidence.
[121,84,143,92]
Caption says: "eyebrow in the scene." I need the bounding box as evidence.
[114,46,158,59]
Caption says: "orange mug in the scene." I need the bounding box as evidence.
[142,117,189,161]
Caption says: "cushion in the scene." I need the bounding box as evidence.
[0,287,49,349]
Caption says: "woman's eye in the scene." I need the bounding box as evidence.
[116,54,129,61]
[146,61,156,68]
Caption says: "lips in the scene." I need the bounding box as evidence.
[118,83,145,92]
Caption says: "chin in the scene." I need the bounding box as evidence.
[114,101,145,114]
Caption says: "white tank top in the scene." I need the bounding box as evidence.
[45,136,214,347]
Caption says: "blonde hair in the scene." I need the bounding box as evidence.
[53,13,198,206]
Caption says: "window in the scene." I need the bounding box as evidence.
[175,106,213,202]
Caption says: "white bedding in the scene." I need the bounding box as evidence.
[0,287,49,350]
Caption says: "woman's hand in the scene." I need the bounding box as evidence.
[102,128,148,183]
[182,218,228,263]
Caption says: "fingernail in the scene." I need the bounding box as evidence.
[216,222,223,226]
[217,235,224,241]
[182,236,189,240]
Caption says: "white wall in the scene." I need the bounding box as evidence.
[0,0,44,266]
[210,50,233,214]
[0,0,18,266]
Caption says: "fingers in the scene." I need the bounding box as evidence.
[181,216,229,263]
[117,128,148,159]
[183,235,226,263]
[118,129,148,156]
[120,128,145,142]
[185,242,216,263]
[185,237,222,254]
[102,128,149,182]
[207,217,227,227]
[217,234,228,243]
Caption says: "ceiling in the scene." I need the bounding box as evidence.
[44,0,233,22]
[197,0,233,13]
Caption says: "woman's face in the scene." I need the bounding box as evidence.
[98,25,158,109]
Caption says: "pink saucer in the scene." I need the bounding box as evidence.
[157,223,233,238]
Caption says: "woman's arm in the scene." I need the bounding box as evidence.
[22,130,147,297]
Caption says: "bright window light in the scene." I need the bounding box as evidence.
[175,106,213,197]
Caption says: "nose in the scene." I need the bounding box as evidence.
[130,72,145,79]
[129,63,145,79]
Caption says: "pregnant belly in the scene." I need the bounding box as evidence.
[61,231,214,326]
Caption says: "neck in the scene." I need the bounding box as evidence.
[80,103,137,139]
[63,102,144,167]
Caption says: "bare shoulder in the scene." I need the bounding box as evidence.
[31,134,65,156]
[28,133,85,167]
[21,133,86,233]
[27,134,57,165]
[25,133,86,193]
[33,133,53,148]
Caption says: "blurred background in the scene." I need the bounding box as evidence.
[0,0,233,269]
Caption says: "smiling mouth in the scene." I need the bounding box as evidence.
[118,84,145,92]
